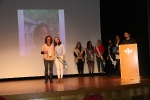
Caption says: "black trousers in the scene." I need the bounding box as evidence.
[107,57,115,75]
[107,54,116,75]
[114,59,120,76]
[77,59,84,76]
[96,56,104,72]
[44,59,54,81]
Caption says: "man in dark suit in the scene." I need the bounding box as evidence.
[122,32,136,44]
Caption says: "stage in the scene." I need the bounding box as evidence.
[1,76,150,100]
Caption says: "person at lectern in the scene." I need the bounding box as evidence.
[94,39,105,73]
[41,35,55,83]
[74,42,85,77]
[54,37,66,83]
[122,32,136,44]
[86,41,95,76]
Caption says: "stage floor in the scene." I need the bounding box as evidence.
[1,76,150,96]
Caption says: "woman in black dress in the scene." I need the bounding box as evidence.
[107,39,116,75]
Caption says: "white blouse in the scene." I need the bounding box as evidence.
[115,43,120,59]
[55,44,65,56]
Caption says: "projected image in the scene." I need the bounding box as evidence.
[18,10,66,56]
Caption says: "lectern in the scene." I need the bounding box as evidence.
[119,44,139,79]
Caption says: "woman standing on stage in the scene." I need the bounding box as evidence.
[114,35,121,76]
[41,35,55,83]
[86,41,94,76]
[74,42,85,77]
[107,39,116,75]
[95,39,105,73]
[54,37,66,83]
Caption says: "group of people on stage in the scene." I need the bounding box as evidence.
[73,40,105,77]
[73,31,136,77]
[106,32,136,76]
[41,31,136,84]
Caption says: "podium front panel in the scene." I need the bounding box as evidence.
[119,44,139,79]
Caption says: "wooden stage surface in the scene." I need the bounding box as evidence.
[1,76,150,99]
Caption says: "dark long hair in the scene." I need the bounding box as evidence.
[97,39,102,45]
[108,38,113,45]
[54,37,62,47]
[33,23,50,46]
[34,23,49,35]
[75,42,82,50]
[87,41,93,49]
[115,35,121,44]
[44,35,53,45]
